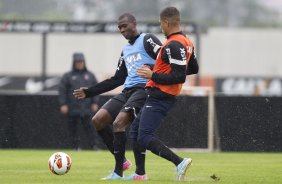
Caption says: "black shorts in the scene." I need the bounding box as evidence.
[101,87,147,120]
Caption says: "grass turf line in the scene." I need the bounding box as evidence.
[0,149,281,184]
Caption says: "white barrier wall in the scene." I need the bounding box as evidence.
[47,33,129,81]
[0,28,282,80]
[201,28,282,77]
[0,33,42,75]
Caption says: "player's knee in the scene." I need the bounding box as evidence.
[137,134,149,148]
[113,113,131,132]
[113,120,127,132]
[92,109,112,130]
[92,114,105,131]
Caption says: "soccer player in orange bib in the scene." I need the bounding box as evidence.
[128,6,199,181]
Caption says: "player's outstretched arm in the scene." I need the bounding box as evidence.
[73,55,128,98]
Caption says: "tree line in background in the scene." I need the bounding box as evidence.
[0,0,281,27]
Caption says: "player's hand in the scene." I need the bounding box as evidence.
[73,87,87,99]
[60,105,69,114]
[136,65,153,79]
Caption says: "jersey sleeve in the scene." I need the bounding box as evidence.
[143,33,162,59]
[84,53,127,97]
[186,50,199,75]
[151,41,187,85]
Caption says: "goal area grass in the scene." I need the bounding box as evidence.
[0,149,281,184]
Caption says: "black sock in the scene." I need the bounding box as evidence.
[133,140,146,175]
[147,138,182,166]
[97,125,114,154]
[98,126,128,163]
[113,132,127,176]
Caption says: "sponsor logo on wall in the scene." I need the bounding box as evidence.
[1,76,282,96]
[217,77,282,96]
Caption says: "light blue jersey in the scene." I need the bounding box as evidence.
[122,33,155,88]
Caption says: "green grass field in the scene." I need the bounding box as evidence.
[0,149,281,184]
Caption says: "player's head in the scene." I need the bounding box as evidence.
[159,7,181,36]
[117,13,138,41]
[72,52,86,71]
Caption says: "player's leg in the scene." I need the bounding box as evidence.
[98,111,132,180]
[111,88,147,178]
[112,111,132,177]
[137,96,192,181]
[95,94,132,180]
[92,109,114,153]
[127,142,148,180]
[125,109,148,180]
[92,95,124,154]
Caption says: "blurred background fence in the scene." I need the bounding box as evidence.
[0,94,281,152]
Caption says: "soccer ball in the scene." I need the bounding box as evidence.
[48,152,72,175]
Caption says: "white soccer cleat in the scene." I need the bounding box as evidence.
[176,158,192,181]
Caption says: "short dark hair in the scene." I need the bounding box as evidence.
[160,6,180,24]
[118,13,136,23]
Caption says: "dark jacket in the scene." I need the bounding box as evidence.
[58,60,99,116]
